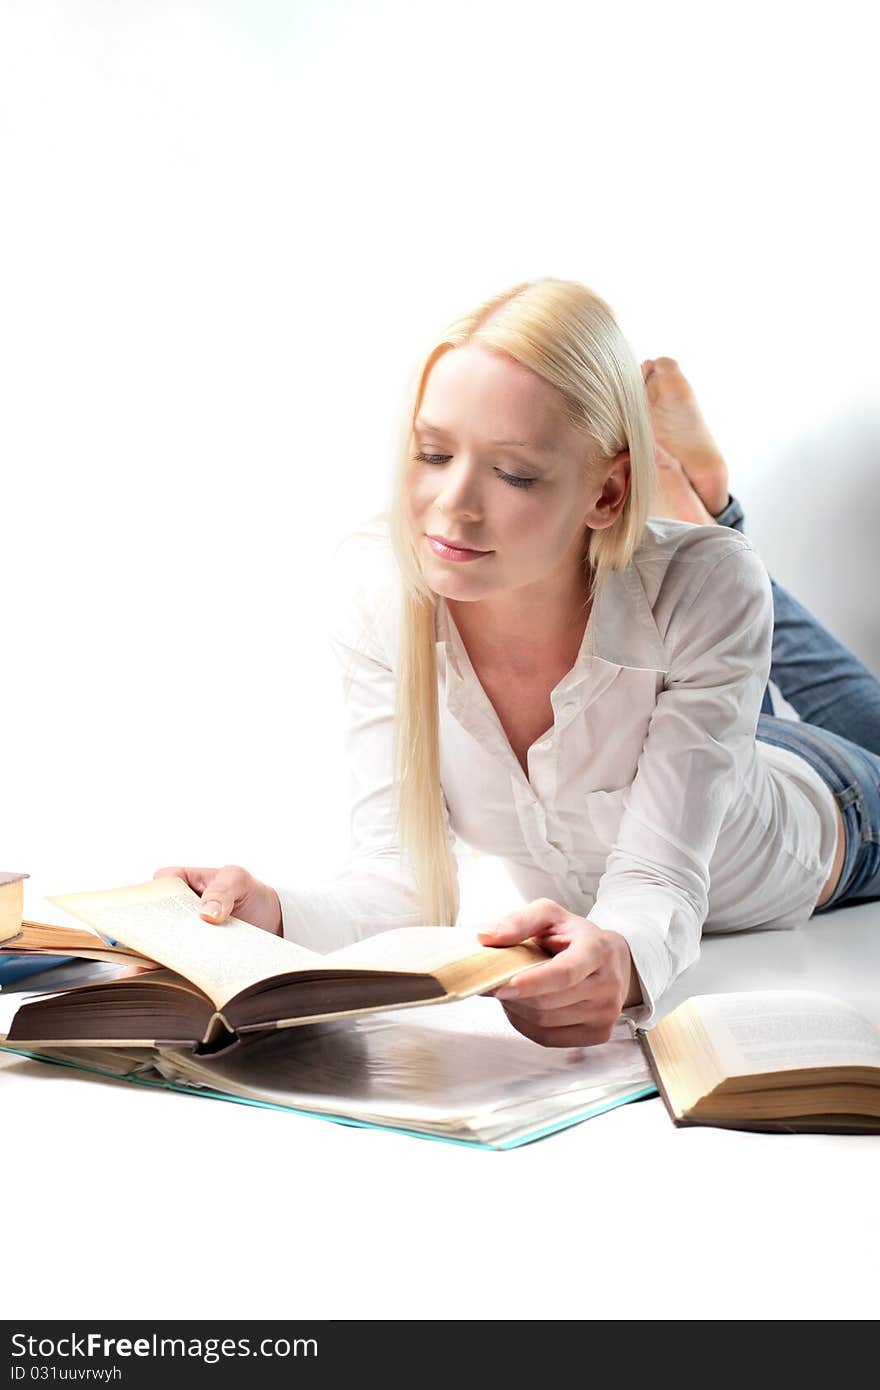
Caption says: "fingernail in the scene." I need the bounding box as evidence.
[201,900,222,919]
[496,984,519,1000]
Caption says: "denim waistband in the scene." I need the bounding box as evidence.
[754,713,880,911]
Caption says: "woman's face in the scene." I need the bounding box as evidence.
[405,343,621,604]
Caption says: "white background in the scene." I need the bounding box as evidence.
[1,0,879,1323]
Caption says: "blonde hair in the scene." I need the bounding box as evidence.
[383,278,655,926]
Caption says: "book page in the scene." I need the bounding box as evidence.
[693,991,880,1076]
[155,997,653,1138]
[49,879,325,1010]
[0,987,75,1039]
[3,923,151,968]
[324,926,541,975]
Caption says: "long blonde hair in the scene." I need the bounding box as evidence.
[384,278,655,926]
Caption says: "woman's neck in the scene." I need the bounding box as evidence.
[445,574,592,680]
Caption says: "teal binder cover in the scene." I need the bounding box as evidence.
[0,1041,657,1149]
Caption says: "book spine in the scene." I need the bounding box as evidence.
[198,1011,238,1053]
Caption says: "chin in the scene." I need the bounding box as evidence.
[426,567,491,603]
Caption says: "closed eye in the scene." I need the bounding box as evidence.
[413,452,538,489]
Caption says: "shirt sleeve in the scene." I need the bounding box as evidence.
[586,542,773,1027]
[276,537,459,952]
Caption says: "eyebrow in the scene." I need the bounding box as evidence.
[414,418,554,452]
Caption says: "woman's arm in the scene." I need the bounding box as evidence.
[588,540,773,1022]
[481,537,773,1043]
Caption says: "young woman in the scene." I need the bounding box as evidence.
[156,279,880,1048]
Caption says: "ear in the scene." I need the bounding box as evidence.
[583,449,631,531]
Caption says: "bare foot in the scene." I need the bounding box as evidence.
[642,357,730,516]
[651,442,717,525]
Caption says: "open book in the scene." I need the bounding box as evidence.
[638,989,880,1133]
[0,997,656,1150]
[2,877,549,1052]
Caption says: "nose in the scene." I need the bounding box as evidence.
[435,455,483,522]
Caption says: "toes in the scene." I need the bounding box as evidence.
[645,355,693,404]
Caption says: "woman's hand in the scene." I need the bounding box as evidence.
[153,864,283,936]
[478,897,642,1047]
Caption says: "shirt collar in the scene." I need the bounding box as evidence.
[591,563,668,672]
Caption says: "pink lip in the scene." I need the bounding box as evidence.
[426,534,492,562]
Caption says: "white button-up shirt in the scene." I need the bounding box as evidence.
[278,516,839,1026]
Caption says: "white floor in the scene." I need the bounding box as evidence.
[2,873,878,1321]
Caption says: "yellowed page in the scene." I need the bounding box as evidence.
[1,1042,159,1077]
[692,990,880,1077]
[48,878,325,1010]
[4,922,152,968]
[325,926,542,976]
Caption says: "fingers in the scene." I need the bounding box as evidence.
[497,976,603,1012]
[152,864,251,923]
[153,866,216,894]
[494,919,603,1002]
[484,915,631,1047]
[478,897,569,948]
[504,1001,604,1030]
[497,940,599,1000]
[500,1005,617,1049]
[499,960,619,1028]
[498,971,623,1045]
[500,976,621,1028]
[195,865,254,922]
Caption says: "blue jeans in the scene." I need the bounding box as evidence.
[715,495,880,910]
